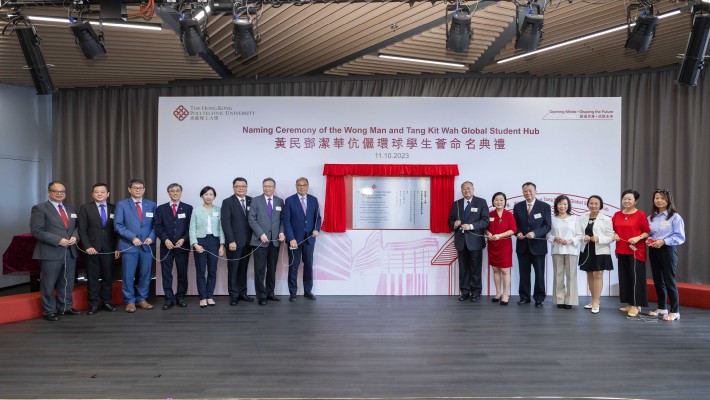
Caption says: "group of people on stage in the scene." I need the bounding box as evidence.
[30,177,322,321]
[448,181,686,321]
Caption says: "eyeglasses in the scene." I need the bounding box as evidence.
[130,186,145,190]
[49,190,66,194]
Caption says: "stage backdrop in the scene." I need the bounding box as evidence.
[157,97,621,296]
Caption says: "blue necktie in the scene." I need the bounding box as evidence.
[99,204,107,225]
[463,200,470,221]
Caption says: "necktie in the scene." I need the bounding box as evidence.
[463,200,470,221]
[527,203,532,215]
[172,203,177,217]
[301,197,307,214]
[99,204,107,225]
[241,198,246,215]
[267,198,273,218]
[136,201,143,222]
[58,204,69,228]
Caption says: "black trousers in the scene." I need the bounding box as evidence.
[517,248,547,302]
[288,242,315,296]
[253,245,279,300]
[649,246,679,312]
[617,254,648,307]
[160,247,189,302]
[86,252,114,307]
[458,248,482,296]
[227,245,252,300]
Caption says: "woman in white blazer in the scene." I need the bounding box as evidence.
[577,195,615,314]
[547,195,583,309]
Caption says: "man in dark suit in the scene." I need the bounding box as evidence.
[221,177,254,306]
[154,183,192,310]
[30,181,81,321]
[114,178,157,313]
[448,181,490,302]
[78,183,119,315]
[248,177,285,306]
[513,182,552,307]
[283,177,322,302]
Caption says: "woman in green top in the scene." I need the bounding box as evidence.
[189,186,225,308]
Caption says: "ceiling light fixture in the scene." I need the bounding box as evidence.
[233,18,258,59]
[624,3,659,54]
[497,9,682,64]
[179,8,208,56]
[70,21,107,59]
[379,54,466,68]
[515,0,545,52]
[446,3,472,53]
[677,13,710,86]
[28,15,161,30]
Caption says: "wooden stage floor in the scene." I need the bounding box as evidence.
[0,295,708,400]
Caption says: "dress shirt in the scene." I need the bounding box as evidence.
[50,200,64,214]
[648,211,686,246]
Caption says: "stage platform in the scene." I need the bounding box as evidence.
[0,295,708,400]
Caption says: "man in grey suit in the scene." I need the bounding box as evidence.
[248,177,285,305]
[30,181,82,321]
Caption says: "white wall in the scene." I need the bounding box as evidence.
[0,83,53,288]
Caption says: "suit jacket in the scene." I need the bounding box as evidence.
[30,200,79,260]
[447,196,490,251]
[221,195,252,248]
[114,197,157,253]
[248,194,284,248]
[154,201,192,252]
[78,201,117,253]
[283,193,322,246]
[513,198,552,255]
[578,213,614,255]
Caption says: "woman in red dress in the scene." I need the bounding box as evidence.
[486,192,517,305]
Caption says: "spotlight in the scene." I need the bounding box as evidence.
[15,25,55,95]
[70,21,107,59]
[446,7,472,53]
[624,8,659,54]
[233,18,257,58]
[516,14,544,52]
[179,10,208,56]
[677,13,710,86]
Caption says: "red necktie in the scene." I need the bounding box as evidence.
[136,201,143,222]
[172,203,177,217]
[58,204,69,228]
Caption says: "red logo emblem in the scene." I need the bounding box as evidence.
[173,105,189,121]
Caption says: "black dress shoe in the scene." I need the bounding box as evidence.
[535,301,544,308]
[458,294,470,301]
[177,299,187,307]
[44,313,59,321]
[87,306,99,315]
[564,304,573,310]
[103,303,117,312]
[162,302,174,310]
[239,294,255,302]
[266,295,281,301]
[289,296,297,302]
[61,308,81,315]
[304,292,316,300]
[517,299,531,305]
[557,304,565,309]
[470,295,480,303]
[258,299,267,306]
[230,299,238,306]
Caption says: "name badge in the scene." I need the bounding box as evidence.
[472,208,478,213]
[178,213,186,219]
[146,212,154,218]
[533,213,542,219]
[661,221,670,227]
[213,212,220,217]
[110,214,114,219]
[489,217,495,222]
[247,206,250,210]
[70,213,77,218]
[275,206,282,211]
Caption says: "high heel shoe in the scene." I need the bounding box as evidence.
[648,309,668,317]
[663,312,680,321]
[491,297,500,303]
[584,303,593,309]
[199,300,207,308]
[627,306,640,317]
[500,299,508,306]
[207,299,216,306]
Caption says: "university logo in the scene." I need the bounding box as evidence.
[173,105,190,121]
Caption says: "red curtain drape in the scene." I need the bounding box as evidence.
[321,164,458,233]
